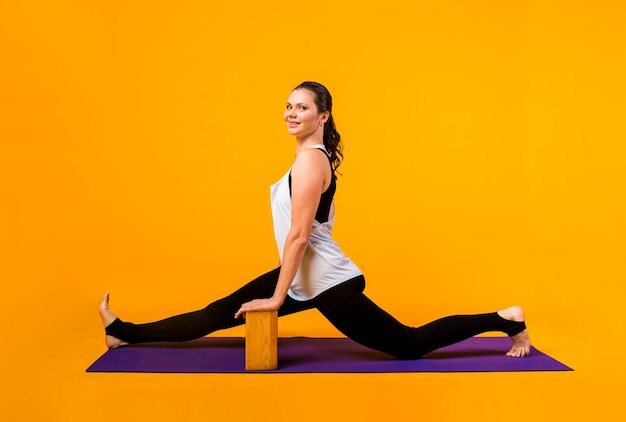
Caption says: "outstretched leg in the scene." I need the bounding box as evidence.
[98,267,314,347]
[314,276,531,359]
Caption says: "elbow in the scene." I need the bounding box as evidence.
[288,231,310,250]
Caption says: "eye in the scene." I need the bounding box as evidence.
[286,104,292,110]
[299,106,307,111]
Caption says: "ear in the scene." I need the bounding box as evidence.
[320,111,330,125]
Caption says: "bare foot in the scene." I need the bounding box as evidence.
[497,305,531,358]
[99,293,129,349]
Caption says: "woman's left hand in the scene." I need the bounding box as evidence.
[234,298,282,319]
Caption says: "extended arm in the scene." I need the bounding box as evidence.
[234,149,329,318]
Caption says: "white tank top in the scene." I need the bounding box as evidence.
[270,144,363,301]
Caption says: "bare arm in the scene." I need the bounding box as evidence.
[234,149,329,318]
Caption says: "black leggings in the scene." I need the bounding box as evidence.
[106,267,525,359]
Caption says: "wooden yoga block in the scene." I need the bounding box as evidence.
[245,310,278,370]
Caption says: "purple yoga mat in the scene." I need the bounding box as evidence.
[86,336,571,373]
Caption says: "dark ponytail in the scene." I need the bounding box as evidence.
[293,81,343,174]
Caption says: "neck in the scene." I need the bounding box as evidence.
[295,127,324,154]
[296,139,323,153]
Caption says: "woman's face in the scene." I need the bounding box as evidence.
[284,89,328,139]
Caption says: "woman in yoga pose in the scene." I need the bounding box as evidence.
[100,81,531,359]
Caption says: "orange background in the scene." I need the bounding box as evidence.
[1,0,624,420]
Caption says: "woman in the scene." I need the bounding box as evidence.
[100,81,531,359]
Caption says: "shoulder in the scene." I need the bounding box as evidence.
[291,148,331,190]
[293,148,329,171]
